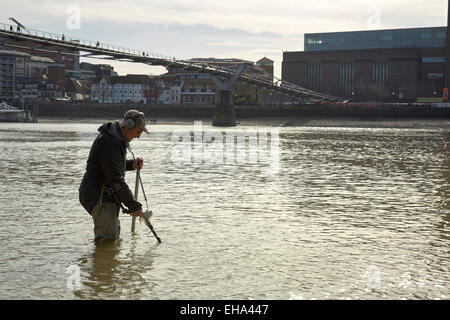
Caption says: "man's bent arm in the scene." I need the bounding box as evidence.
[100,142,142,211]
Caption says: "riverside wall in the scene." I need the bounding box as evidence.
[35,103,450,120]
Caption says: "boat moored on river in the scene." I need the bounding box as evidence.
[0,102,34,122]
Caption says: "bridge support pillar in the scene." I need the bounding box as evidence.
[211,65,248,127]
[212,90,236,126]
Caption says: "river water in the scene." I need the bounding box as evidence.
[0,120,448,300]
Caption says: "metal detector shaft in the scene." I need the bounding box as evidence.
[145,219,162,243]
[131,168,139,232]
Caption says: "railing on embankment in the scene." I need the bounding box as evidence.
[35,103,450,120]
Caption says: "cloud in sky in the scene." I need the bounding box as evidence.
[0,0,447,78]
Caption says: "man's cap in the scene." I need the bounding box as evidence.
[124,109,149,133]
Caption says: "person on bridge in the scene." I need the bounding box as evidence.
[79,110,149,244]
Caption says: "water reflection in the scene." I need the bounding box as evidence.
[73,241,121,299]
[72,233,161,299]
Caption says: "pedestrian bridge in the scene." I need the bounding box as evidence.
[0,22,342,103]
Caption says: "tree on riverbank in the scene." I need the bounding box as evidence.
[233,91,257,106]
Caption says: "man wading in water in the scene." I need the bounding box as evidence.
[79,110,149,244]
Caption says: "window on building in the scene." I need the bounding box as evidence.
[306,38,323,45]
[307,63,321,92]
[421,57,445,63]
[339,63,355,97]
[373,61,389,84]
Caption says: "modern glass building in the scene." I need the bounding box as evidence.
[304,27,446,52]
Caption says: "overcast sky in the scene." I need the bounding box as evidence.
[0,0,447,78]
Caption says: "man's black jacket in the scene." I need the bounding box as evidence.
[79,121,142,214]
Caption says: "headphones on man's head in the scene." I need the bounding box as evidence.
[124,111,145,130]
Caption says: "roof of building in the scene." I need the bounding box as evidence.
[256,57,274,64]
[94,75,153,85]
[80,62,115,71]
[0,49,31,58]
[65,79,91,93]
[80,69,96,74]
[305,25,446,36]
[189,57,254,65]
[30,56,54,63]
[0,102,18,110]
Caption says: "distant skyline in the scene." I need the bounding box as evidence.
[0,0,447,78]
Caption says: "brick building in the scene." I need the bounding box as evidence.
[282,27,448,101]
